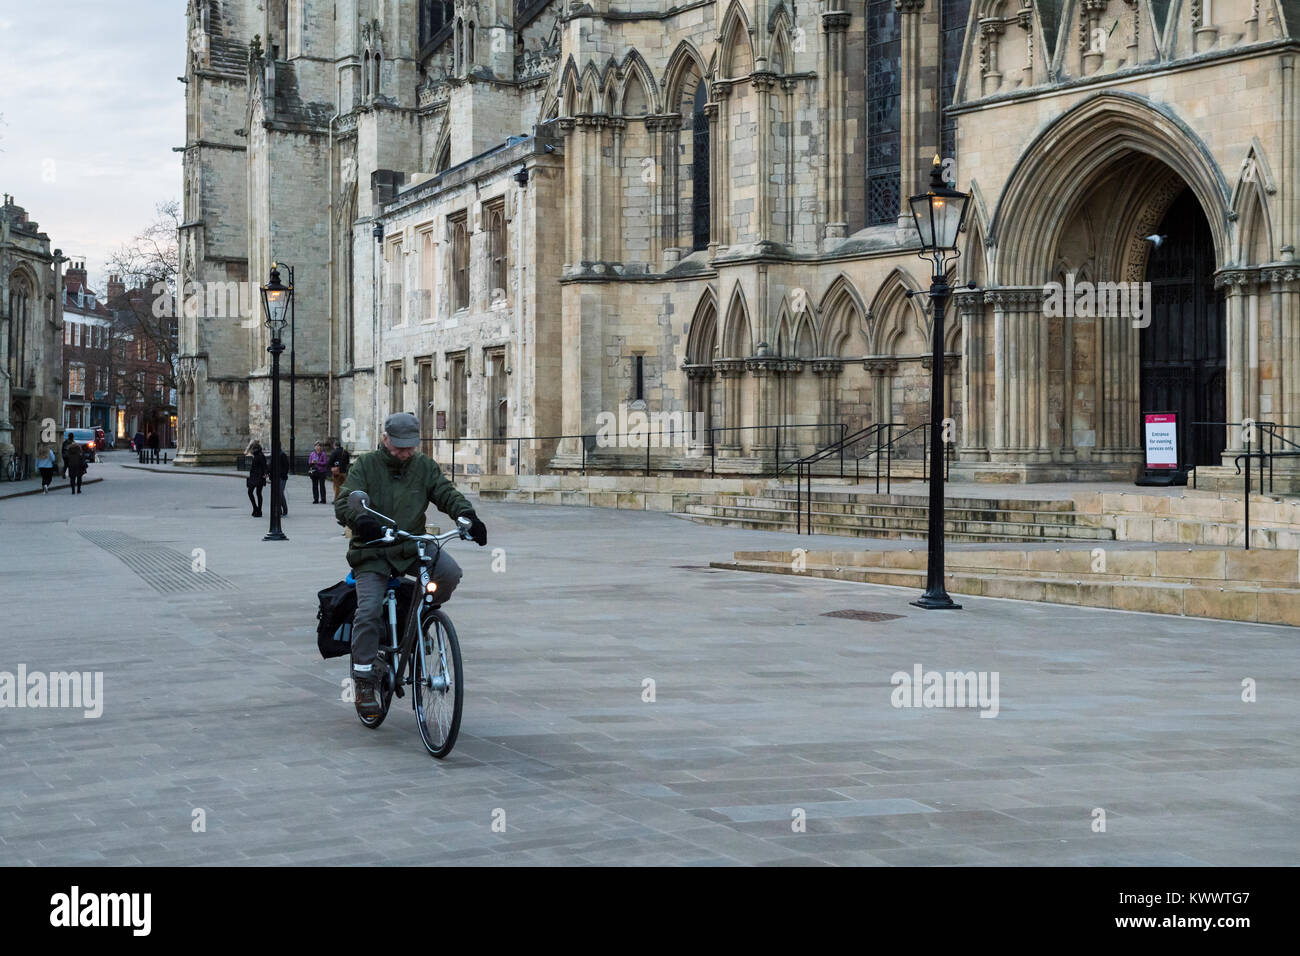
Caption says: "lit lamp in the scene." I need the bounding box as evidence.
[907,156,971,610]
[261,265,293,541]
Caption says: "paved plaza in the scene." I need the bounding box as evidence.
[0,453,1297,865]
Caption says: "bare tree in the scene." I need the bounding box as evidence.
[104,201,181,423]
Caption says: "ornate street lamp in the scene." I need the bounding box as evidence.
[907,156,971,610]
[261,264,292,542]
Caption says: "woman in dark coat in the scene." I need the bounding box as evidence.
[247,441,268,517]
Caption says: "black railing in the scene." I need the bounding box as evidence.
[785,424,896,535]
[786,421,957,535]
[420,423,849,479]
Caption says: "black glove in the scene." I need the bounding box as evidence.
[463,511,487,546]
[353,515,384,543]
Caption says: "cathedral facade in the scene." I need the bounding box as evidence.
[179,0,1300,483]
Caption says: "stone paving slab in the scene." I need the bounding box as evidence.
[0,458,1297,865]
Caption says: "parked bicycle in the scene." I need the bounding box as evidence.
[349,491,469,758]
[2,454,28,482]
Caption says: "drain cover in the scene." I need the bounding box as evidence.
[821,610,904,622]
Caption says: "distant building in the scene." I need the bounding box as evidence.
[1,194,64,464]
[60,261,115,433]
[60,263,179,446]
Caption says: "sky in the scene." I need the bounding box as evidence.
[0,0,185,295]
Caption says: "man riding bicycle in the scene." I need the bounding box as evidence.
[334,412,487,717]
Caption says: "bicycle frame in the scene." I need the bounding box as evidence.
[378,536,452,704]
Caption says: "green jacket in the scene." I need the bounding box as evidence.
[334,447,474,576]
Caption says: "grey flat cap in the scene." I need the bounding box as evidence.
[383,412,421,448]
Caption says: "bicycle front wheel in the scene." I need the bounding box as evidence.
[412,607,463,758]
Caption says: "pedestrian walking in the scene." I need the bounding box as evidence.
[133,430,145,454]
[148,430,161,463]
[308,441,329,503]
[36,446,56,493]
[64,435,86,494]
[247,441,268,517]
[278,448,290,515]
[60,434,75,478]
[328,439,351,501]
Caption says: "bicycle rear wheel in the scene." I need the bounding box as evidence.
[412,607,463,758]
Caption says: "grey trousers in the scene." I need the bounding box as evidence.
[350,551,462,676]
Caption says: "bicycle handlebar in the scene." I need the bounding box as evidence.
[348,490,471,548]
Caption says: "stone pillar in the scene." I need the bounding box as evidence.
[1267,267,1300,430]
[704,98,721,254]
[865,360,898,434]
[645,116,665,265]
[713,82,732,249]
[980,19,1005,94]
[1121,0,1140,58]
[747,359,774,452]
[607,117,626,264]
[684,364,715,451]
[812,360,843,447]
[822,11,850,240]
[1217,270,1251,451]
[752,72,777,245]
[1248,274,1261,425]
[894,0,925,231]
[661,114,682,264]
[1192,0,1219,53]
[954,290,987,458]
[781,78,798,244]
[1283,55,1297,263]
[1017,2,1035,80]
[1081,0,1107,73]
[558,118,578,267]
[715,360,744,452]
[985,288,1042,458]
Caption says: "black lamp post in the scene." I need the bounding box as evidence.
[261,264,292,542]
[274,263,297,475]
[907,156,971,610]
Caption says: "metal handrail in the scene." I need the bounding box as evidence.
[785,424,890,534]
[1188,420,1277,489]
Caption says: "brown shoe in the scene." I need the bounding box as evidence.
[353,677,383,717]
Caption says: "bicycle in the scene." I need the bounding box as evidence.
[3,454,27,482]
[348,491,470,759]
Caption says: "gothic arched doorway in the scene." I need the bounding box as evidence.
[1140,188,1226,468]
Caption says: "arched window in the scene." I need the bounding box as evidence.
[486,202,507,305]
[373,52,382,96]
[363,51,371,98]
[466,23,475,68]
[691,82,710,251]
[866,0,901,225]
[450,212,469,311]
[419,1,451,47]
[939,0,971,164]
[7,274,31,385]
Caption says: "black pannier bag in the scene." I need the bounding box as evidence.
[316,577,418,660]
[316,579,357,659]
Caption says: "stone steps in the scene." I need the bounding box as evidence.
[711,548,1300,626]
[676,485,1111,543]
[678,502,1115,541]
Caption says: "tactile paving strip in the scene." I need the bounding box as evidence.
[76,529,236,593]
